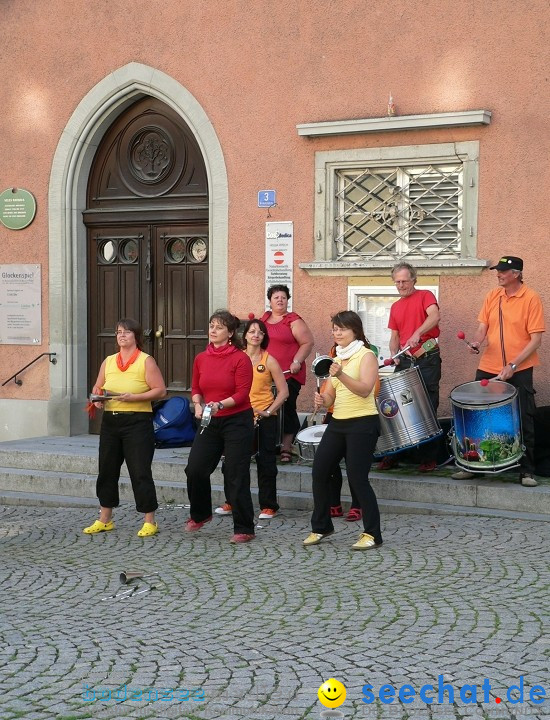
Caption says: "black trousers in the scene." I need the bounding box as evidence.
[311,415,382,543]
[96,412,158,513]
[222,414,280,511]
[282,378,301,438]
[396,351,442,463]
[325,412,360,508]
[256,415,279,511]
[185,409,255,534]
[475,367,536,475]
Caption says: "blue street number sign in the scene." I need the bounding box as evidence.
[258,190,276,208]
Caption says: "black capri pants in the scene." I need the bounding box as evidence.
[96,411,158,513]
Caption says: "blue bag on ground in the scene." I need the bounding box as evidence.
[153,397,196,448]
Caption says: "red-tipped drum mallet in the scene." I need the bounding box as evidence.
[379,345,412,368]
[480,378,490,387]
[457,331,480,354]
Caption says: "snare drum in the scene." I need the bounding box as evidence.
[295,424,327,461]
[374,366,442,457]
[450,381,522,473]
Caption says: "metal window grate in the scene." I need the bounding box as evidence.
[334,164,463,260]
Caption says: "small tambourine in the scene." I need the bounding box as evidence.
[311,355,333,380]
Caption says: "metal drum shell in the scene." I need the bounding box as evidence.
[295,424,327,461]
[374,366,442,457]
[450,381,522,473]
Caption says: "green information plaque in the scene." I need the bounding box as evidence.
[0,188,37,230]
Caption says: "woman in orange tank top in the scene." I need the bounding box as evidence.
[215,318,288,519]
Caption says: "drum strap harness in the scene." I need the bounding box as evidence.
[498,297,507,367]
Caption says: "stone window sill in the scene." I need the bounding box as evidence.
[299,259,489,277]
[297,110,492,137]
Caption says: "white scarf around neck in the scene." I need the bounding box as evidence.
[335,339,364,360]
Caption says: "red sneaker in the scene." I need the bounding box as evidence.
[377,456,399,471]
[330,505,344,518]
[229,533,255,543]
[184,516,213,532]
[215,503,232,516]
[419,461,437,473]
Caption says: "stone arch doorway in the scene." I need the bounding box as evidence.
[47,63,228,436]
[85,96,210,430]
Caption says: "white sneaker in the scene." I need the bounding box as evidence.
[521,474,538,487]
[215,503,232,515]
[451,470,476,480]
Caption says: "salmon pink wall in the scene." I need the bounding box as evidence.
[1,0,547,414]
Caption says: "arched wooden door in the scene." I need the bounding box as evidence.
[84,97,209,430]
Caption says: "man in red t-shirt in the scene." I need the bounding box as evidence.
[379,262,442,472]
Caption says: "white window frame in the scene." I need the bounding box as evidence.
[308,141,481,272]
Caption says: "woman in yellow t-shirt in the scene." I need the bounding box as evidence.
[303,311,382,551]
[83,318,166,537]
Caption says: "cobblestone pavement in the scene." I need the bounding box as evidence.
[0,504,548,720]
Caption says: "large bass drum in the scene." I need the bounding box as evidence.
[374,366,442,457]
[450,380,522,473]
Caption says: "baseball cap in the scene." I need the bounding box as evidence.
[489,256,523,271]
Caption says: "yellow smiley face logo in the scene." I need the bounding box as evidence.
[318,678,347,708]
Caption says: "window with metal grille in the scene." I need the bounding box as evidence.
[309,142,480,270]
[335,164,463,261]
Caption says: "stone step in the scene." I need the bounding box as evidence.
[0,461,549,519]
[2,487,549,523]
[0,436,549,519]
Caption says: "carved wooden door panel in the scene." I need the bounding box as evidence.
[85,97,209,432]
[87,224,154,432]
[154,225,209,392]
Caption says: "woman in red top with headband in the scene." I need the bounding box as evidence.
[260,285,314,463]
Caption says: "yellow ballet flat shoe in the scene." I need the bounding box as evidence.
[137,522,158,537]
[83,520,115,534]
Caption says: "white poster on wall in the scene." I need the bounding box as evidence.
[265,221,293,311]
[0,264,42,345]
[349,285,439,365]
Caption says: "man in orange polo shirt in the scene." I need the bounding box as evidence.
[453,256,545,486]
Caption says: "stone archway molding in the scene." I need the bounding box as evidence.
[47,62,228,436]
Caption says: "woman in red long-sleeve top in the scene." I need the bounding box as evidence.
[184,310,255,543]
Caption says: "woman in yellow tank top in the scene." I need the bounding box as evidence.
[216,318,289,519]
[303,311,383,551]
[83,318,166,537]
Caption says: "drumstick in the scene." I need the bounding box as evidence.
[380,345,412,367]
[457,331,480,354]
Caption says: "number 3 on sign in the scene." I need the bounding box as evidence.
[258,190,276,208]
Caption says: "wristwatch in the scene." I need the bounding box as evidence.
[508,363,517,372]
[217,401,225,410]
